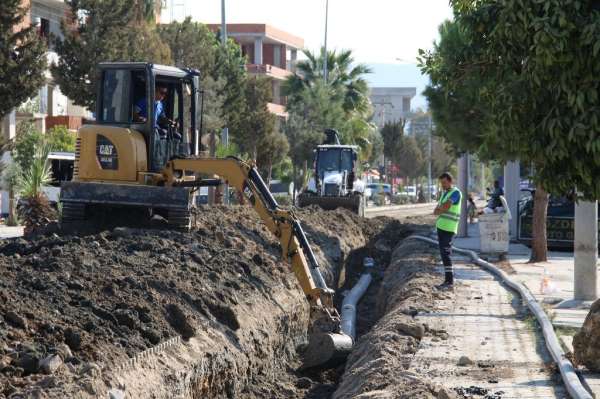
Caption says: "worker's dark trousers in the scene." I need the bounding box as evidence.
[437,228,455,284]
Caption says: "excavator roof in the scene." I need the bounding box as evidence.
[97,62,200,79]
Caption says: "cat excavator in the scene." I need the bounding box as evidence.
[59,62,352,368]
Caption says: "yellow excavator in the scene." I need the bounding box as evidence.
[59,62,352,368]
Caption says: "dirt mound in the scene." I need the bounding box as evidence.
[0,205,385,398]
[573,298,600,371]
[333,239,445,398]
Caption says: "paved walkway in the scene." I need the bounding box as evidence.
[410,261,567,398]
[454,223,599,330]
[454,222,600,397]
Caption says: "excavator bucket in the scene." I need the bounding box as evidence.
[301,332,353,369]
[298,194,364,217]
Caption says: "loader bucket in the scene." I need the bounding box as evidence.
[300,332,353,369]
[298,194,364,216]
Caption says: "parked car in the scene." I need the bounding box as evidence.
[403,186,417,198]
[518,192,600,249]
[366,183,392,204]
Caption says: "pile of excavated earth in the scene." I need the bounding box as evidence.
[0,205,467,399]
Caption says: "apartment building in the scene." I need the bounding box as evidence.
[370,87,417,129]
[208,24,304,118]
[1,0,88,145]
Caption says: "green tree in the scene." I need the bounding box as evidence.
[158,18,225,141]
[0,0,47,118]
[282,48,374,160]
[417,4,600,261]
[52,0,171,111]
[46,125,76,152]
[283,48,371,114]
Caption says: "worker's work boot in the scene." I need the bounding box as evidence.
[436,273,454,291]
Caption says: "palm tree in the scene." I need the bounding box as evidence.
[283,48,372,115]
[16,139,56,235]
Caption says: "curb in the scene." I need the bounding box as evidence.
[365,203,435,213]
[410,235,592,399]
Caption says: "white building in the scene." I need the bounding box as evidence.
[370,87,417,128]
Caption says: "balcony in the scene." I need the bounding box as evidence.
[246,64,293,80]
[267,103,288,118]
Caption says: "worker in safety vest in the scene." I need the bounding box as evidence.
[433,172,463,289]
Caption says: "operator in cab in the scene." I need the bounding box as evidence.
[433,172,463,290]
[133,83,180,140]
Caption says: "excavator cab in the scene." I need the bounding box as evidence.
[96,63,201,171]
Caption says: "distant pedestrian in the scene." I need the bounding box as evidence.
[467,193,477,223]
[433,172,463,289]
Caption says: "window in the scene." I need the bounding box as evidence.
[100,70,131,123]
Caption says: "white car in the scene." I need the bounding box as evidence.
[403,186,417,198]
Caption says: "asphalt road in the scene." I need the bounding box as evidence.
[364,203,436,219]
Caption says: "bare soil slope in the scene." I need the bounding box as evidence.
[0,206,386,398]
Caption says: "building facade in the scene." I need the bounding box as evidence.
[1,0,89,215]
[2,0,89,143]
[370,87,417,129]
[208,24,304,119]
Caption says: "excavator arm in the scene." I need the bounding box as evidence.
[162,157,352,367]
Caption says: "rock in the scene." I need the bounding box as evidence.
[4,311,27,329]
[397,322,425,340]
[574,298,600,371]
[215,230,225,242]
[37,376,57,388]
[457,355,473,366]
[15,352,39,374]
[80,362,101,377]
[109,388,125,399]
[39,354,62,374]
[296,377,313,389]
[54,343,72,360]
[64,328,82,351]
[437,387,458,399]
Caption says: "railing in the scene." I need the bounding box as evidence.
[246,64,293,80]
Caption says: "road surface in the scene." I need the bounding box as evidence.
[365,202,436,219]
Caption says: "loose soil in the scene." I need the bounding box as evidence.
[0,205,417,398]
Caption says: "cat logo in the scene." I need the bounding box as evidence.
[96,135,119,170]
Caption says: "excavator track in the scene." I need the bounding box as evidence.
[167,208,192,230]
[60,202,87,231]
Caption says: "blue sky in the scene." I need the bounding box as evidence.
[164,1,453,110]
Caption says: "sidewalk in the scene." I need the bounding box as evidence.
[454,222,600,397]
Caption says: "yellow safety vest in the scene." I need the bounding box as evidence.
[436,187,462,234]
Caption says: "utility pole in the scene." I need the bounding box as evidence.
[574,200,598,302]
[220,0,227,45]
[220,0,229,205]
[323,0,329,83]
[457,153,469,237]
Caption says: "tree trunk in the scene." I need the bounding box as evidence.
[7,188,16,226]
[529,183,548,263]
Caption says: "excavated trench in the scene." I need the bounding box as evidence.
[0,206,438,399]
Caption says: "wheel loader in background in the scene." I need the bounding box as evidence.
[297,129,366,216]
[59,62,351,368]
